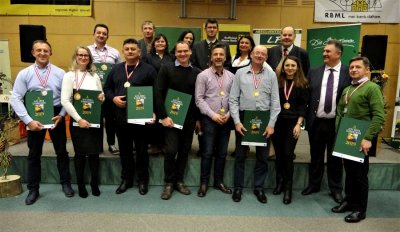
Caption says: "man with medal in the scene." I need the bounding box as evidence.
[195,43,234,197]
[103,38,157,195]
[88,23,122,155]
[11,40,74,205]
[333,56,385,223]
[303,40,351,204]
[229,45,281,203]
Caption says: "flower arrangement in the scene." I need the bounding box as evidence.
[371,70,390,92]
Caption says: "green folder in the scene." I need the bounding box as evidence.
[332,117,370,163]
[24,90,54,129]
[72,89,102,128]
[162,89,192,129]
[127,86,153,125]
[241,110,270,147]
[93,63,112,87]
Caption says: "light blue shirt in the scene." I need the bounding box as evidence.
[229,64,281,127]
[10,62,66,125]
[88,43,122,64]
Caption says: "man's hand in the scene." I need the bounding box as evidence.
[51,115,63,129]
[161,117,174,128]
[360,139,372,155]
[212,114,225,125]
[78,119,91,129]
[262,126,274,138]
[27,120,43,131]
[195,120,201,135]
[293,124,301,139]
[113,96,127,108]
[235,122,247,136]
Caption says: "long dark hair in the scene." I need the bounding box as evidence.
[177,30,195,48]
[233,35,255,60]
[278,56,308,89]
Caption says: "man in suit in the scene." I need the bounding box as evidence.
[267,26,310,76]
[138,20,155,58]
[302,40,351,203]
[191,18,232,71]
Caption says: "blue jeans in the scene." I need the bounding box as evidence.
[200,116,231,185]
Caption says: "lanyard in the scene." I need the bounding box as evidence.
[95,46,108,63]
[34,64,51,89]
[125,62,138,81]
[345,80,368,105]
[284,80,294,102]
[250,67,262,90]
[74,70,88,91]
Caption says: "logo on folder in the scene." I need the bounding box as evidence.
[33,97,45,116]
[345,125,362,146]
[250,116,262,135]
[170,97,182,115]
[81,96,93,115]
[134,92,146,111]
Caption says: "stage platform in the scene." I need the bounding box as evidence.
[6,132,400,190]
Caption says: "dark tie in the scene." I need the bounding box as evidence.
[283,48,288,57]
[324,68,334,113]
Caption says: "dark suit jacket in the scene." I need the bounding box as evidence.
[305,64,351,131]
[267,45,310,76]
[191,40,231,70]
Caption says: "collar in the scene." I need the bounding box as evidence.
[325,62,341,73]
[210,67,224,76]
[174,59,192,68]
[351,76,369,86]
[206,39,217,45]
[247,64,264,74]
[282,44,294,52]
[94,43,108,51]
[34,62,51,69]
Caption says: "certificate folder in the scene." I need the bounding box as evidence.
[25,90,54,129]
[241,110,270,146]
[332,117,370,163]
[93,63,112,87]
[127,86,153,125]
[72,89,102,128]
[161,89,192,129]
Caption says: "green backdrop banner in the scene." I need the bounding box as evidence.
[157,27,201,53]
[307,24,360,68]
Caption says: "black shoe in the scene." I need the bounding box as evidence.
[91,185,100,197]
[161,183,174,200]
[62,183,75,197]
[175,182,191,195]
[232,189,242,202]
[332,201,351,213]
[283,190,292,205]
[138,183,148,195]
[25,190,39,205]
[301,186,319,195]
[78,185,88,198]
[344,211,366,223]
[254,189,267,204]
[197,184,208,197]
[331,192,344,203]
[230,151,236,157]
[115,180,133,194]
[108,145,119,155]
[213,183,232,194]
[272,183,283,195]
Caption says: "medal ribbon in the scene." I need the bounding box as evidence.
[125,61,138,82]
[345,80,368,105]
[34,64,51,90]
[74,70,88,92]
[284,80,295,102]
[211,67,225,92]
[251,67,262,91]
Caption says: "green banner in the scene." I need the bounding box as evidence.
[307,24,360,68]
[157,27,201,53]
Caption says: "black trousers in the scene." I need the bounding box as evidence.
[27,107,71,191]
[307,117,343,193]
[115,123,149,184]
[163,117,196,184]
[98,99,117,150]
[344,156,369,213]
[271,117,298,189]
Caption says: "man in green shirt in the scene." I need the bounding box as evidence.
[332,56,385,223]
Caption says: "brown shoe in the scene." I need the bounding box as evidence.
[214,183,232,194]
[175,182,191,195]
[197,183,208,197]
[161,183,174,200]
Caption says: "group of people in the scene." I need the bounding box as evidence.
[10,18,385,224]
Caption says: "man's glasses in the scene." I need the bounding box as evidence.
[77,54,89,58]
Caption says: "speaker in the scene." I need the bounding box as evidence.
[19,25,47,63]
[361,35,388,71]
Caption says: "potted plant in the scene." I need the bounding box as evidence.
[0,72,22,197]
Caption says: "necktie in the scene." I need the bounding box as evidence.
[324,68,334,113]
[283,48,288,57]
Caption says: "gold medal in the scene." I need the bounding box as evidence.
[219,90,225,96]
[41,90,47,96]
[101,64,108,71]
[283,102,290,109]
[219,107,225,115]
[124,82,131,88]
[254,91,259,97]
[74,92,81,101]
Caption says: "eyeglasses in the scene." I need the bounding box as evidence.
[77,54,89,58]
